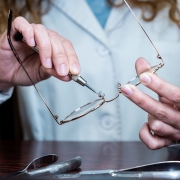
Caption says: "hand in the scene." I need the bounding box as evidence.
[121,57,180,150]
[0,16,80,90]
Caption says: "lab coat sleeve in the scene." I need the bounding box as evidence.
[0,87,14,104]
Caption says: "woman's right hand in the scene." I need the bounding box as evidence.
[121,58,180,150]
[0,16,80,90]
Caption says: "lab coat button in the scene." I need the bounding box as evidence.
[97,47,110,56]
[100,115,115,130]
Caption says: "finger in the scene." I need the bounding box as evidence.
[32,24,52,69]
[139,71,180,108]
[59,36,80,75]
[139,122,173,150]
[159,96,174,107]
[12,17,35,47]
[40,66,71,82]
[148,114,180,140]
[135,57,151,75]
[121,84,180,129]
[48,30,69,76]
[159,96,180,110]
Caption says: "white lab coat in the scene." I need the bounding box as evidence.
[17,0,180,141]
[0,88,13,104]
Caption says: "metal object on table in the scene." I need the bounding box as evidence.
[7,154,58,177]
[7,155,81,178]
[54,161,180,179]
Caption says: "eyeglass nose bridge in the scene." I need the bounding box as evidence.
[116,82,122,91]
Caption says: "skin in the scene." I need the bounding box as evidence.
[0,16,80,90]
[121,57,180,150]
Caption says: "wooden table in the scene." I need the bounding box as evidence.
[0,141,180,179]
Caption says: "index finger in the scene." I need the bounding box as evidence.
[135,57,152,75]
[59,36,80,75]
[139,71,180,108]
[135,57,180,108]
[12,16,35,47]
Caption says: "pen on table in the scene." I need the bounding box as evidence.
[14,32,97,94]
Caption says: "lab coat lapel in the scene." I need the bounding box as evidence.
[105,2,130,32]
[52,0,109,48]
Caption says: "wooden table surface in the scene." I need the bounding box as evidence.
[0,141,180,179]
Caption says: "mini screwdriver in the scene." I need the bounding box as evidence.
[14,32,97,94]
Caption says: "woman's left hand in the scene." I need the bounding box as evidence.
[121,57,180,150]
[0,16,80,90]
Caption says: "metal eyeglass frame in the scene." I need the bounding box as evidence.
[7,0,164,126]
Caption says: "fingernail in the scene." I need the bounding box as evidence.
[30,38,36,46]
[139,73,151,84]
[59,64,68,76]
[71,63,80,74]
[45,58,52,68]
[121,85,132,96]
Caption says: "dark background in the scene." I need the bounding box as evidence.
[0,88,22,140]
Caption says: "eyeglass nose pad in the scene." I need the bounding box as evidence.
[115,82,121,89]
[98,91,105,99]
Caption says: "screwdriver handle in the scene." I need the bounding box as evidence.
[70,74,87,86]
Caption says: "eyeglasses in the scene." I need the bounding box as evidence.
[7,0,164,125]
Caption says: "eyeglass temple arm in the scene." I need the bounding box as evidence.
[123,0,164,67]
[7,10,59,122]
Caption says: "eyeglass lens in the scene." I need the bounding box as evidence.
[60,99,105,124]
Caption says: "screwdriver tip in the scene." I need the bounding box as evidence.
[85,84,97,94]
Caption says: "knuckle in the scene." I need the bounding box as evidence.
[49,30,59,38]
[155,78,163,90]
[150,121,163,134]
[62,39,72,47]
[56,51,67,60]
[139,131,159,150]
[35,24,46,32]
[41,43,51,52]
[154,108,167,120]
[136,94,146,107]
[139,124,162,150]
[21,26,33,36]
[148,141,159,150]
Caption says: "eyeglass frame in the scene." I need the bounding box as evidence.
[7,0,164,126]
